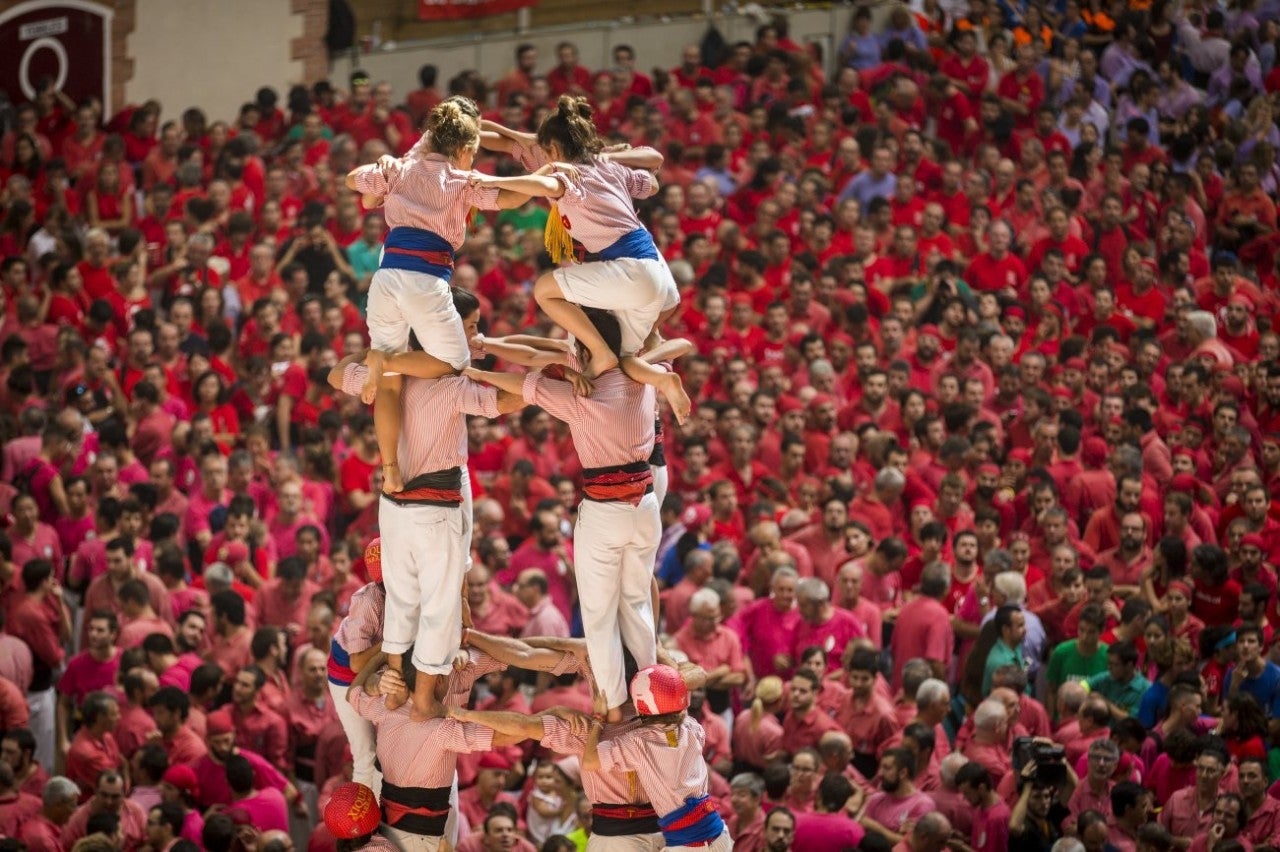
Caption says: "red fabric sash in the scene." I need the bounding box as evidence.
[583,469,654,506]
[384,246,455,268]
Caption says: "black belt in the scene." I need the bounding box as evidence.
[380,781,451,836]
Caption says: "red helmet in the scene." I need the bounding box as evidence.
[630,664,688,716]
[364,538,382,584]
[324,782,380,839]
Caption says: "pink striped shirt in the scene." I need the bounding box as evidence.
[541,716,649,805]
[596,716,712,818]
[522,370,655,469]
[333,583,384,654]
[349,154,500,250]
[444,648,505,709]
[342,365,499,477]
[349,686,494,787]
[548,158,658,252]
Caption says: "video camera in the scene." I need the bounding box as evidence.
[1012,736,1068,788]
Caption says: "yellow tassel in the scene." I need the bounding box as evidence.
[544,202,575,264]
[467,206,480,234]
[665,729,678,748]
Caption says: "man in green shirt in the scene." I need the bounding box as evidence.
[496,197,548,234]
[983,605,1028,696]
[1085,639,1150,719]
[1046,603,1110,712]
[346,211,386,314]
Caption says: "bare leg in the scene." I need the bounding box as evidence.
[409,672,446,721]
[657,372,691,424]
[373,375,405,494]
[362,350,388,405]
[533,272,618,379]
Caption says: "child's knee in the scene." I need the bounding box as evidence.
[533,274,562,300]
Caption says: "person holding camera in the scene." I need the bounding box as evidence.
[1009,759,1073,852]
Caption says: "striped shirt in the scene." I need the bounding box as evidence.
[541,716,649,805]
[350,686,494,787]
[333,583,384,654]
[522,369,655,469]
[349,154,500,250]
[595,716,711,818]
[342,365,500,478]
[445,647,593,709]
[546,157,659,253]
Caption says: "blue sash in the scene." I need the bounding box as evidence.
[598,228,660,262]
[380,227,455,279]
[657,795,724,846]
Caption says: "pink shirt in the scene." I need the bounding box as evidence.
[524,368,657,469]
[731,709,785,770]
[118,614,173,649]
[10,524,61,570]
[80,571,169,649]
[545,155,659,251]
[673,623,746,677]
[253,578,321,632]
[521,595,570,639]
[729,598,801,680]
[114,703,157,758]
[284,690,339,780]
[0,632,33,691]
[333,583,384,654]
[970,800,1011,852]
[349,153,501,249]
[792,607,865,672]
[350,686,494,787]
[793,811,866,851]
[233,787,289,833]
[61,798,146,850]
[342,366,499,477]
[863,791,936,836]
[596,716,710,818]
[19,812,63,852]
[1161,787,1215,838]
[889,597,954,690]
[158,653,202,691]
[59,649,121,707]
[191,749,289,810]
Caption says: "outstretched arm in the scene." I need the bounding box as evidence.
[480,120,538,154]
[599,147,664,171]
[464,629,570,672]
[495,390,527,414]
[473,173,563,199]
[476,335,571,369]
[463,366,527,397]
[450,707,547,742]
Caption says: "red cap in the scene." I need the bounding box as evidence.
[162,765,199,798]
[1170,474,1199,494]
[206,709,235,737]
[1008,448,1032,464]
[1140,258,1159,274]
[364,537,382,584]
[1168,579,1194,598]
[1004,306,1027,321]
[324,782,381,839]
[1082,437,1109,468]
[1242,533,1267,550]
[681,503,712,529]
[976,462,1001,476]
[808,393,834,410]
[479,752,513,771]
[1063,357,1086,371]
[777,395,804,415]
[917,324,941,339]
[1050,386,1073,399]
[222,541,249,565]
[729,293,753,307]
[630,664,690,716]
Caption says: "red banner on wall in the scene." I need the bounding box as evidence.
[417,0,537,20]
[0,1,111,108]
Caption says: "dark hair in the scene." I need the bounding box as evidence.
[224,754,255,795]
[537,95,604,162]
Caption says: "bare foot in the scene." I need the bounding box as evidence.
[659,372,692,424]
[361,351,387,404]
[382,463,404,495]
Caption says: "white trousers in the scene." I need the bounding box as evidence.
[377,498,468,674]
[329,680,380,797]
[554,257,680,356]
[385,825,441,852]
[588,833,665,852]
[366,268,469,369]
[27,688,54,772]
[575,493,661,708]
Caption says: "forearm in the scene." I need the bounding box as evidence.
[583,722,603,772]
[601,147,664,171]
[349,643,384,673]
[495,390,526,414]
[466,629,562,670]
[381,351,458,379]
[464,368,527,396]
[480,339,568,369]
[450,708,547,741]
[496,190,534,210]
[480,175,561,197]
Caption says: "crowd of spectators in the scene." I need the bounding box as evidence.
[4,2,1280,851]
